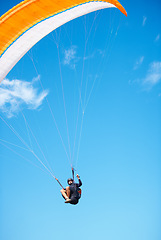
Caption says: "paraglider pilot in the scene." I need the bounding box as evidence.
[61,174,82,205]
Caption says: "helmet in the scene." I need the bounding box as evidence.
[67,178,73,184]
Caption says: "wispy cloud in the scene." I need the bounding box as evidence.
[142,16,147,26]
[0,75,48,118]
[63,46,106,68]
[83,49,105,62]
[155,34,160,42]
[84,52,95,61]
[63,46,79,69]
[134,56,144,70]
[130,61,161,92]
[142,61,161,88]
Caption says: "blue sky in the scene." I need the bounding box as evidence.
[0,0,161,240]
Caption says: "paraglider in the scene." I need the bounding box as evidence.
[61,174,82,204]
[0,0,127,205]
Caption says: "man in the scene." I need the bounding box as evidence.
[60,174,82,205]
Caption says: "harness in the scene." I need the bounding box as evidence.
[55,167,82,199]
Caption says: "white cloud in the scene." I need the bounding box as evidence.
[0,75,48,118]
[63,46,78,69]
[143,61,161,87]
[155,34,160,42]
[142,16,147,26]
[134,56,144,70]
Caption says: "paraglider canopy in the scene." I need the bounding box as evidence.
[0,0,127,82]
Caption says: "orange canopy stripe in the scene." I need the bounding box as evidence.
[0,0,127,56]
